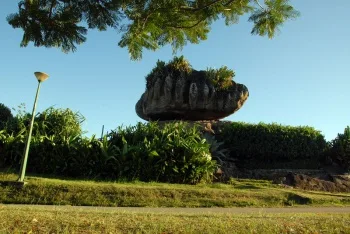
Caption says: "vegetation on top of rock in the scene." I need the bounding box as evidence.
[145,56,236,91]
[145,56,192,89]
[206,66,236,91]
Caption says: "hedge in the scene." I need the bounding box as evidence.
[215,122,327,169]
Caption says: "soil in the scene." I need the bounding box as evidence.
[283,173,350,193]
[224,167,350,193]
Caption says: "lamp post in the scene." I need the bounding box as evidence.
[18,72,49,183]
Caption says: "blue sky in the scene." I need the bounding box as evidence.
[0,1,349,141]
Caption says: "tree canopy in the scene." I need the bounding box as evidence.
[7,0,299,60]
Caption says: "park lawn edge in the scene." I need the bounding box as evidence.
[1,172,350,208]
[1,205,350,234]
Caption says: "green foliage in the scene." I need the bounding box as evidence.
[249,0,300,38]
[0,103,13,129]
[7,0,299,60]
[0,129,26,167]
[145,56,236,91]
[202,133,229,165]
[34,107,85,139]
[0,105,86,170]
[167,56,192,74]
[4,105,84,139]
[108,122,216,184]
[216,122,327,169]
[327,126,350,170]
[0,121,216,184]
[4,103,31,135]
[145,56,192,89]
[205,66,235,91]
[145,60,166,89]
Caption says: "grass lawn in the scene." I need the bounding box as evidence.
[1,172,350,207]
[1,205,349,233]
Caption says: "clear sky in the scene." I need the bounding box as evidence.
[0,1,349,141]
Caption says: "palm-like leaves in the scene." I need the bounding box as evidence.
[7,0,299,60]
[7,0,87,52]
[249,0,300,38]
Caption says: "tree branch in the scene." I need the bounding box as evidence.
[179,0,223,12]
[48,0,56,19]
[166,17,207,29]
[254,0,265,10]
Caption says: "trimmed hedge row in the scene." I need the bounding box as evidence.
[215,122,327,169]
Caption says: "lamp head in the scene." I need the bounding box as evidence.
[34,72,49,82]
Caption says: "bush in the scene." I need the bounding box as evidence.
[0,129,26,168]
[34,107,85,138]
[1,121,216,184]
[215,122,327,169]
[4,106,84,138]
[0,106,86,171]
[108,122,216,184]
[205,66,235,91]
[327,126,350,170]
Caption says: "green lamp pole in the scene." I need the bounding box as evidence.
[18,72,49,182]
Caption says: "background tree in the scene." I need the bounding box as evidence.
[0,103,13,129]
[7,0,299,60]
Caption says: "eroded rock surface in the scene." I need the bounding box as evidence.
[136,70,249,121]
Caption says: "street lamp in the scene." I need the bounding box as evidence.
[18,72,49,182]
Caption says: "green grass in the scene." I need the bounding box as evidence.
[1,172,350,207]
[0,206,349,233]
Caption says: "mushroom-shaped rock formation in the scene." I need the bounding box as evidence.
[136,57,249,121]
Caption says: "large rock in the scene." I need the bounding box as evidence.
[136,70,249,121]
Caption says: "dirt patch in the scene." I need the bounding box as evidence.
[220,167,350,193]
[283,173,350,193]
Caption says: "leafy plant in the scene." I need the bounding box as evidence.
[34,107,85,139]
[167,56,192,74]
[1,118,217,184]
[109,122,216,184]
[205,66,235,91]
[0,129,26,168]
[249,0,300,38]
[145,56,237,92]
[202,133,229,165]
[145,56,192,89]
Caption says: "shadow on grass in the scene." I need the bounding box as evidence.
[235,184,263,190]
[284,193,312,206]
